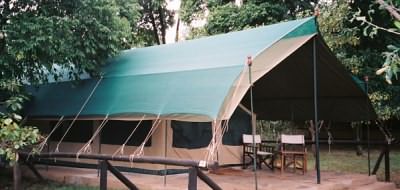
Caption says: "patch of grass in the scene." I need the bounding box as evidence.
[0,171,101,190]
[22,181,100,190]
[307,148,400,187]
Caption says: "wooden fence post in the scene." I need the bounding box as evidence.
[197,168,222,190]
[100,160,108,190]
[106,161,138,190]
[384,144,390,182]
[13,161,21,190]
[188,167,198,190]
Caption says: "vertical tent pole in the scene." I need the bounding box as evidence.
[365,76,371,176]
[97,120,102,177]
[164,120,168,186]
[247,56,258,190]
[313,37,321,184]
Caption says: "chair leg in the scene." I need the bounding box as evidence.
[242,154,245,169]
[293,155,296,173]
[303,154,307,174]
[265,156,274,171]
[280,154,284,174]
[271,155,275,171]
[260,156,273,171]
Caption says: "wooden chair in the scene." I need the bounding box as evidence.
[242,134,275,170]
[279,134,307,174]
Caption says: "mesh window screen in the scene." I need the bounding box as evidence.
[222,108,251,145]
[101,120,152,146]
[171,121,212,149]
[50,120,93,143]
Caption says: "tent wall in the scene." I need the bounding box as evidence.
[28,119,243,170]
[240,37,375,121]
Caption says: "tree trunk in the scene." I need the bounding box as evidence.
[377,120,393,144]
[158,6,166,44]
[175,18,180,42]
[148,4,161,45]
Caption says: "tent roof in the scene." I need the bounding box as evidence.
[25,16,376,121]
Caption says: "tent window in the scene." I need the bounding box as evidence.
[50,121,93,143]
[101,120,152,146]
[222,107,252,146]
[171,121,212,149]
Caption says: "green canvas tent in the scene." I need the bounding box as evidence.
[24,16,378,185]
[25,16,375,122]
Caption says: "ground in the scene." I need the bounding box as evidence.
[0,148,399,189]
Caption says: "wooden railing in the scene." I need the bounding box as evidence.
[19,152,222,190]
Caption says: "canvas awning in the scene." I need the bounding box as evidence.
[25,16,376,121]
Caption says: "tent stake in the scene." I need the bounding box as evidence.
[247,56,258,190]
[313,37,321,184]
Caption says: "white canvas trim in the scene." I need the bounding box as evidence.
[217,34,317,120]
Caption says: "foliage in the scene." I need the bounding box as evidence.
[0,77,41,164]
[0,0,140,83]
[0,116,41,164]
[353,0,400,84]
[180,0,315,37]
[257,121,306,141]
[318,0,400,120]
[180,0,207,25]
[205,2,288,35]
[0,0,144,165]
[136,0,174,45]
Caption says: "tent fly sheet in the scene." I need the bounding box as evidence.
[26,16,375,122]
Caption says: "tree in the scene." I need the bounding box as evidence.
[0,0,140,83]
[318,0,400,140]
[354,0,400,84]
[136,0,174,45]
[0,79,40,163]
[180,0,315,38]
[0,0,141,163]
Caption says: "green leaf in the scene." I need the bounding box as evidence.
[394,21,400,29]
[4,118,12,125]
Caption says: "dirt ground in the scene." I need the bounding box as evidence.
[22,166,398,190]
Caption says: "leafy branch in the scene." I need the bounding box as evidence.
[355,16,400,36]
[354,0,400,84]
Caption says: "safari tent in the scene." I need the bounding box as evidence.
[25,16,375,177]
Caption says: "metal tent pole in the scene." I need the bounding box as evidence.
[313,37,321,184]
[247,56,258,190]
[365,76,371,176]
[164,120,168,186]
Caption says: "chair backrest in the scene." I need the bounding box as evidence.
[281,134,304,145]
[242,134,261,144]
